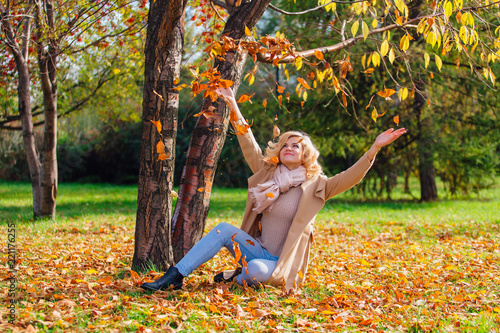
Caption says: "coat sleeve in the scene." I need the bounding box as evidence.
[316,152,374,201]
[236,129,266,173]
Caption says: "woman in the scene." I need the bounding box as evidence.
[141,88,407,292]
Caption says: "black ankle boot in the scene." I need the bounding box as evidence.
[214,267,242,283]
[141,266,184,291]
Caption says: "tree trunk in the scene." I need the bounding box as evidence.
[171,0,272,262]
[414,89,438,201]
[36,0,58,219]
[1,3,43,216]
[132,0,186,272]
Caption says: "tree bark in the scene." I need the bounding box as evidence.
[1,2,43,216]
[414,89,438,201]
[171,0,272,262]
[132,0,187,272]
[36,0,58,219]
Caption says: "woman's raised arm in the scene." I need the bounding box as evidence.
[216,87,265,173]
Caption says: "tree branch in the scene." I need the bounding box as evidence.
[268,0,367,16]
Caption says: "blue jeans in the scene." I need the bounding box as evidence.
[175,222,279,285]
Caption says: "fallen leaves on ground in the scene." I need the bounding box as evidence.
[1,216,499,332]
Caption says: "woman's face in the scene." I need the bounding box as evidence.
[279,136,304,170]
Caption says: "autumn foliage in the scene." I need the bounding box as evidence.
[2,183,499,331]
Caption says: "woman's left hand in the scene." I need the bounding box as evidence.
[373,128,407,149]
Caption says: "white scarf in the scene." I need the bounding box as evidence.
[249,164,307,214]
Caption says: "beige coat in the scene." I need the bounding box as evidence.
[234,131,374,291]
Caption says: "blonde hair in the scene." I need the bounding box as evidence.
[263,131,323,179]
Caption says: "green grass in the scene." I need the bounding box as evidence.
[1,178,499,332]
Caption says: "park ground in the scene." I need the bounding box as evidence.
[0,179,499,332]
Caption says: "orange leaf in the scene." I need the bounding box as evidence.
[231,233,238,241]
[233,242,242,263]
[314,50,324,60]
[156,141,169,161]
[277,85,285,94]
[237,93,255,103]
[245,26,251,37]
[269,156,279,164]
[297,77,312,90]
[246,239,255,246]
[278,95,283,107]
[377,88,396,99]
[130,270,139,279]
[219,79,234,88]
[359,318,373,326]
[342,92,347,107]
[262,99,267,108]
[333,317,344,324]
[197,187,205,192]
[150,120,162,133]
[394,115,400,125]
[266,192,275,198]
[362,68,375,75]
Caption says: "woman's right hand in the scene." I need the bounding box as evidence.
[215,87,236,103]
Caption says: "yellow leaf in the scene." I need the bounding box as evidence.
[371,108,378,122]
[112,68,121,74]
[398,87,408,101]
[362,21,369,41]
[388,48,395,64]
[424,52,430,69]
[372,18,378,29]
[361,259,370,266]
[400,35,410,52]
[295,57,303,70]
[245,26,251,37]
[86,269,98,274]
[444,1,453,19]
[351,20,359,37]
[248,74,255,85]
[380,40,389,57]
[435,54,443,71]
[372,52,381,67]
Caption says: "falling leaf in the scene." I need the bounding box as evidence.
[262,99,267,109]
[266,192,275,198]
[269,156,279,164]
[246,239,255,246]
[273,125,280,139]
[245,26,251,37]
[237,94,255,103]
[150,120,162,134]
[171,190,178,198]
[394,115,400,125]
[362,68,375,75]
[197,188,205,192]
[372,108,378,123]
[377,88,396,99]
[219,79,234,88]
[277,85,285,94]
